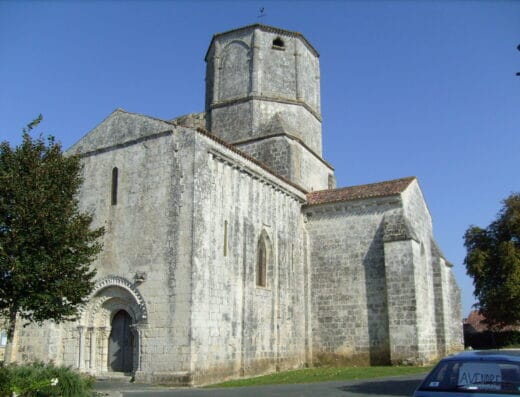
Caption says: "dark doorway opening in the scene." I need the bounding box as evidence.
[108,310,134,373]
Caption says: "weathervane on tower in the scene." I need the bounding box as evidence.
[516,44,520,76]
[257,7,266,21]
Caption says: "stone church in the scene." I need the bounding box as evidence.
[12,24,462,385]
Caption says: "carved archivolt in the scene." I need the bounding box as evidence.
[80,275,148,326]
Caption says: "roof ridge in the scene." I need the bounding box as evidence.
[325,176,416,194]
[306,176,416,206]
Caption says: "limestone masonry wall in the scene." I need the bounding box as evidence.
[237,136,332,192]
[187,132,309,384]
[305,181,463,367]
[304,197,400,366]
[75,116,197,379]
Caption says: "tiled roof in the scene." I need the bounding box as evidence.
[464,311,488,333]
[306,176,416,206]
[464,311,520,333]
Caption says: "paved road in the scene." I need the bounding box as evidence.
[94,373,426,397]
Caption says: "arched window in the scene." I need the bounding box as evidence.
[219,41,250,100]
[111,167,118,206]
[256,232,270,287]
[272,37,285,48]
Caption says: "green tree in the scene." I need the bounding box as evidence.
[0,116,104,362]
[464,193,520,328]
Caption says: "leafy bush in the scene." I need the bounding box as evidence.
[0,362,94,397]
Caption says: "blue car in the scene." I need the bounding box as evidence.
[413,350,520,396]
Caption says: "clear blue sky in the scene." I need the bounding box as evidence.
[1,0,519,318]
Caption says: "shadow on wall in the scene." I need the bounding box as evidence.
[363,221,391,365]
[338,377,424,396]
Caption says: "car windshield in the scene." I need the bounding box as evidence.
[418,359,520,394]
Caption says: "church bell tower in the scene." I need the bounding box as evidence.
[205,24,334,191]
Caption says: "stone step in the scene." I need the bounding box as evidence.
[96,372,133,382]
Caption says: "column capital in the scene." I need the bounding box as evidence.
[129,323,147,335]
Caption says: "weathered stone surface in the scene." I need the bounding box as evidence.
[305,197,398,366]
[171,112,206,130]
[11,23,462,386]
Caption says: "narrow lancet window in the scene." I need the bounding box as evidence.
[111,167,118,206]
[224,220,228,257]
[256,233,269,287]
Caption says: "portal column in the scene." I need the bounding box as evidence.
[77,326,86,370]
[98,327,109,373]
[88,327,96,372]
[130,324,146,372]
[131,323,148,382]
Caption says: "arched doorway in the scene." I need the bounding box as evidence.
[108,310,134,373]
[79,276,147,375]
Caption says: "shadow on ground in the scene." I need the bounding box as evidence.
[338,378,422,396]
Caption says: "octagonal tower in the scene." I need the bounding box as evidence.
[205,24,334,191]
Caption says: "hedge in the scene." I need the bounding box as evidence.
[0,362,94,397]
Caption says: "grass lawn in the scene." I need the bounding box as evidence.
[209,365,433,388]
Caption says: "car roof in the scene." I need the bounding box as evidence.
[440,350,520,363]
